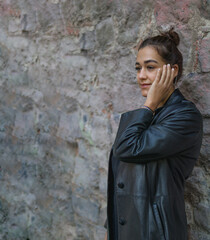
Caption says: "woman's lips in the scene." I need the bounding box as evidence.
[141,84,151,88]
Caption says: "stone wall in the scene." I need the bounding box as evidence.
[0,0,209,239]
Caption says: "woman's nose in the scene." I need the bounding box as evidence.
[138,69,146,79]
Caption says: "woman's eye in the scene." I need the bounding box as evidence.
[135,67,141,71]
[147,66,155,70]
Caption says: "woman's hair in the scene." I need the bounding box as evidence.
[138,28,183,82]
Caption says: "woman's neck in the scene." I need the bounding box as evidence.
[157,86,175,109]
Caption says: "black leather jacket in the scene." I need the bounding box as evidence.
[106,89,203,240]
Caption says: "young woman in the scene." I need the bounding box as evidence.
[104,29,203,240]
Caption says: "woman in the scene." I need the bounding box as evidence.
[104,29,203,240]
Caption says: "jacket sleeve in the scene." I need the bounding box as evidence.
[112,106,203,163]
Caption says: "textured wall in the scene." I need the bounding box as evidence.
[0,0,209,239]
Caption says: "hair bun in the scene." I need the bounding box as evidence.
[161,28,180,46]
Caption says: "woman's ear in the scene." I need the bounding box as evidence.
[172,64,179,84]
[172,64,179,78]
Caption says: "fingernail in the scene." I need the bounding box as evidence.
[172,68,174,71]
[167,64,170,67]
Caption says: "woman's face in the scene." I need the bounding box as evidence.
[136,46,166,97]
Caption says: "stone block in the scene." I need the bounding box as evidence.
[186,167,207,197]
[188,228,210,240]
[21,13,37,32]
[60,37,80,54]
[110,82,144,113]
[6,36,29,50]
[89,115,110,146]
[199,37,210,72]
[12,111,36,139]
[8,18,21,33]
[0,199,9,224]
[203,118,210,135]
[72,195,99,223]
[117,24,139,46]
[80,30,96,51]
[179,73,210,116]
[96,18,115,51]
[185,201,194,225]
[93,225,106,240]
[0,43,9,70]
[194,203,210,232]
[99,170,107,195]
[57,112,82,142]
[72,156,92,188]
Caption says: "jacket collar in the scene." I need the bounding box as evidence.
[164,88,185,107]
[155,88,185,113]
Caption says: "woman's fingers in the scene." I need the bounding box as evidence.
[154,68,162,83]
[166,65,175,85]
[165,64,171,85]
[160,64,175,86]
[159,64,167,84]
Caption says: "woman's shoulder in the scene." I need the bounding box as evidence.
[160,97,203,130]
[169,97,202,117]
[163,88,202,116]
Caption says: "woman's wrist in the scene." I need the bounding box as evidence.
[143,100,158,112]
[141,105,155,114]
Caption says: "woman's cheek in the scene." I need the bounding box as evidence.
[153,69,161,81]
[150,72,157,83]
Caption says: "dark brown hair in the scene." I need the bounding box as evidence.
[138,28,183,82]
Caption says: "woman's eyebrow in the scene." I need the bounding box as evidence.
[144,59,158,64]
[135,60,158,65]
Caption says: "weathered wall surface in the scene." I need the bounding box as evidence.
[0,0,209,239]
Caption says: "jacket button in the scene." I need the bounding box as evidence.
[119,218,126,225]
[118,182,124,189]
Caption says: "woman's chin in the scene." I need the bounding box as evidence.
[140,89,148,97]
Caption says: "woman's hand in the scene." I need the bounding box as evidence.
[104,232,107,240]
[144,64,175,111]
